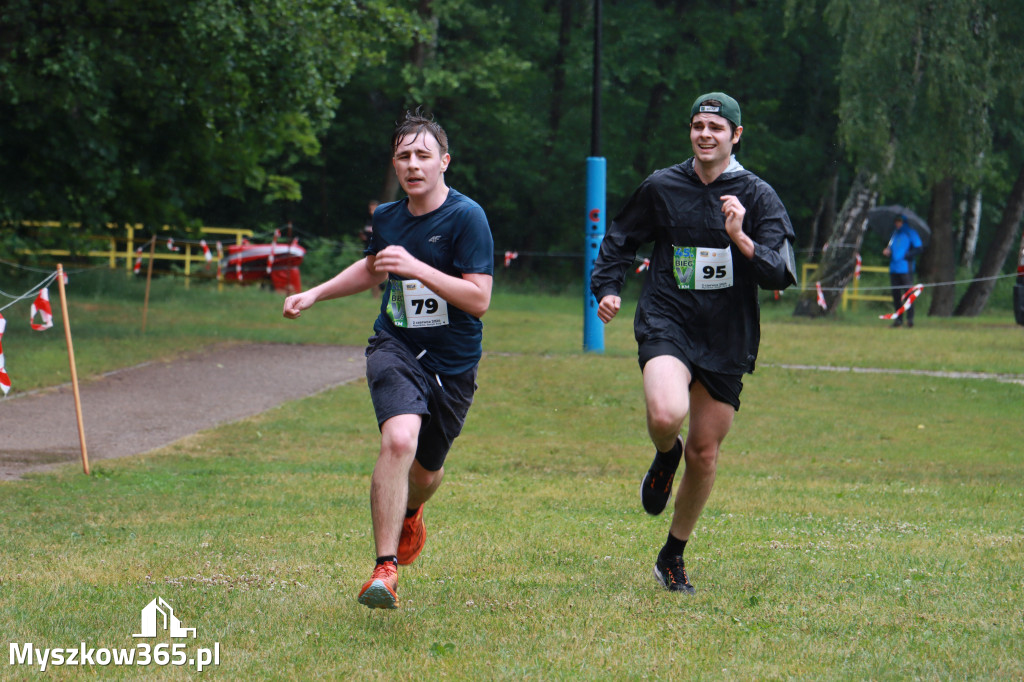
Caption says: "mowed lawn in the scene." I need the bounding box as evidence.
[0,277,1021,680]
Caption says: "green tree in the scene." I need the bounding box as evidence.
[261,0,542,257]
[278,0,557,273]
[0,0,419,238]
[282,0,845,289]
[794,0,1006,316]
[953,0,1024,316]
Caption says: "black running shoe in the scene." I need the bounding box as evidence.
[653,555,696,595]
[640,438,682,515]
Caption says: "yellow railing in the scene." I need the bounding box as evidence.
[801,263,891,310]
[15,222,254,278]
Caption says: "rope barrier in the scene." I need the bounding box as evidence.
[0,271,59,313]
[814,272,1017,293]
[4,229,1017,293]
[0,257,59,275]
[0,257,103,278]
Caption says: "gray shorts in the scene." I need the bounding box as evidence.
[364,332,478,471]
[638,339,743,411]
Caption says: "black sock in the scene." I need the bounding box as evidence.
[376,555,398,566]
[659,533,687,562]
[657,438,683,468]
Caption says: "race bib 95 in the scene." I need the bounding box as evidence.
[673,245,734,290]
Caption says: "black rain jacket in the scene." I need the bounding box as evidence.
[590,158,797,375]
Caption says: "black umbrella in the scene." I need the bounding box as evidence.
[867,205,931,247]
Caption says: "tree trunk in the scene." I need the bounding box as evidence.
[409,0,438,68]
[544,0,573,156]
[954,165,1024,316]
[381,164,400,204]
[923,176,956,316]
[380,0,437,205]
[807,170,838,262]
[631,82,670,176]
[320,153,330,233]
[958,187,982,268]
[793,169,877,317]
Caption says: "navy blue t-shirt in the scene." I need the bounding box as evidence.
[366,188,494,375]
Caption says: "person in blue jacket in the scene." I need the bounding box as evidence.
[882,215,924,327]
[590,92,797,595]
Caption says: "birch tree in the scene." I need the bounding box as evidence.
[793,0,1000,316]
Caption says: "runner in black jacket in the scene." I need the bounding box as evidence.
[590,92,797,594]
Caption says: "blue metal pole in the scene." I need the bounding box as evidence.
[584,156,606,353]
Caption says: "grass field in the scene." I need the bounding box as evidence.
[1,271,1022,680]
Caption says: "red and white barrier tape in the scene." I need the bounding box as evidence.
[30,288,53,331]
[636,258,650,273]
[0,313,10,395]
[880,283,923,320]
[504,251,518,267]
[815,281,828,311]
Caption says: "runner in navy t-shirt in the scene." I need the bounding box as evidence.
[284,109,493,609]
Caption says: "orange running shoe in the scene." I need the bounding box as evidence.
[357,561,399,609]
[397,505,426,566]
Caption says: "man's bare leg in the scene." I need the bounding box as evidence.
[370,414,422,557]
[642,355,691,451]
[669,382,734,541]
[407,459,443,511]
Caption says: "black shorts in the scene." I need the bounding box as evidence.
[365,332,478,471]
[638,339,743,411]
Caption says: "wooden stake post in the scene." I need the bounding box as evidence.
[56,264,90,475]
[142,236,156,333]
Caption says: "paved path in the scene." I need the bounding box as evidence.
[0,343,366,481]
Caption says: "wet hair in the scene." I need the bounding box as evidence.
[391,107,449,158]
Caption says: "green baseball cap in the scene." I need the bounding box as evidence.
[690,92,741,127]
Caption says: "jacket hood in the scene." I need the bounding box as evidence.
[682,155,746,182]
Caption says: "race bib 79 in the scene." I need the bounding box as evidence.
[387,278,449,328]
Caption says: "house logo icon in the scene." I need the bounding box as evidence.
[133,597,197,639]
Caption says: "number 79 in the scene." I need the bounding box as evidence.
[411,298,439,314]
